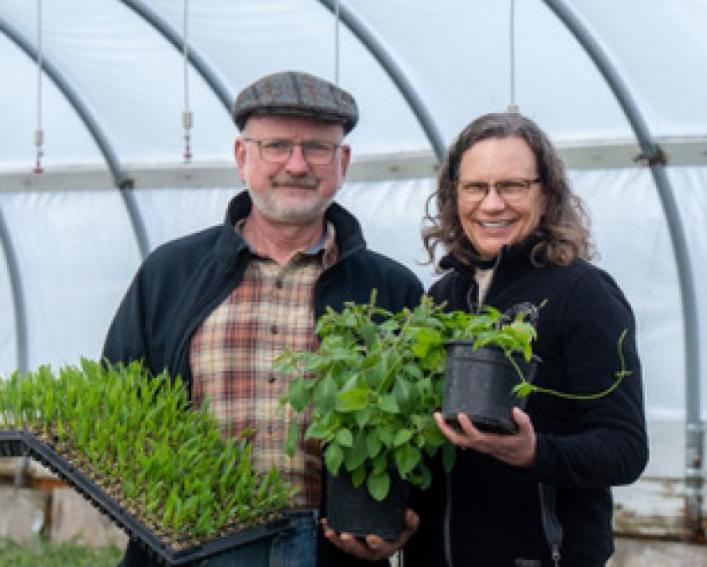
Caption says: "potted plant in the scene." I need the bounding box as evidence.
[278,294,635,539]
[277,293,457,540]
[441,303,539,434]
[442,303,633,434]
[0,359,294,565]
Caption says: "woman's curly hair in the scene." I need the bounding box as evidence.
[423,112,592,268]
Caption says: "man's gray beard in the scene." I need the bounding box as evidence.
[247,186,334,224]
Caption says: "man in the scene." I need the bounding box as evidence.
[103,71,422,566]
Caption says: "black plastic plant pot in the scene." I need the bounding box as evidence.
[442,342,536,435]
[0,429,290,566]
[326,470,409,541]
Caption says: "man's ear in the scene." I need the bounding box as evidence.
[339,144,351,177]
[234,137,247,182]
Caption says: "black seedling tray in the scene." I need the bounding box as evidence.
[0,429,291,566]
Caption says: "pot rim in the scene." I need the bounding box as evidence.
[444,340,503,348]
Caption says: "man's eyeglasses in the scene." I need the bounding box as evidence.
[456,178,541,203]
[243,138,341,165]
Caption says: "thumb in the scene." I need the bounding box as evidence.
[404,509,420,532]
[512,407,532,430]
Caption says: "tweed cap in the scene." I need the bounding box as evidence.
[233,71,358,134]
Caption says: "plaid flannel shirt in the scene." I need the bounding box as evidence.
[190,222,337,509]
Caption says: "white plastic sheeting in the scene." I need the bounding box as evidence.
[0,243,16,374]
[0,189,142,371]
[2,0,706,170]
[134,187,235,249]
[0,32,102,169]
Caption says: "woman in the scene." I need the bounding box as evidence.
[406,113,648,566]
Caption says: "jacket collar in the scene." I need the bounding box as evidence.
[216,190,366,268]
[439,234,542,280]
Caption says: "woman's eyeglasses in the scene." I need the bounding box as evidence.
[456,178,541,203]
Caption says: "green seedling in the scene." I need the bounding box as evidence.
[0,359,294,546]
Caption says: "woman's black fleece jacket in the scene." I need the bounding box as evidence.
[405,238,648,567]
[102,191,423,567]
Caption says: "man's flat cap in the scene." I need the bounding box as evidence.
[233,71,358,134]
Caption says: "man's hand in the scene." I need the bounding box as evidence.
[434,407,536,467]
[321,508,419,561]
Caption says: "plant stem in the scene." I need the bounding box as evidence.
[515,328,632,401]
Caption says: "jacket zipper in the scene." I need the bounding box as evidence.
[446,251,503,565]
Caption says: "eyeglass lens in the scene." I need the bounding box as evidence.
[254,139,338,165]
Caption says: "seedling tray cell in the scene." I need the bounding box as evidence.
[0,429,291,566]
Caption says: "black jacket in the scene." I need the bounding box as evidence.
[405,238,648,567]
[103,191,424,567]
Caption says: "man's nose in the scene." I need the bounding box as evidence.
[284,144,310,175]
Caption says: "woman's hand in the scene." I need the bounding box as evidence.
[434,407,536,467]
[321,508,419,561]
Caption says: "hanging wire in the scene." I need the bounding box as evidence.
[333,0,340,85]
[507,0,519,113]
[182,0,193,162]
[33,0,44,173]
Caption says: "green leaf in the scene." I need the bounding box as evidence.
[379,319,400,333]
[410,327,443,358]
[361,352,382,370]
[341,311,358,328]
[395,445,421,477]
[365,357,387,389]
[360,321,379,348]
[351,465,367,488]
[393,429,413,447]
[335,428,354,447]
[376,394,399,414]
[367,471,391,501]
[377,425,396,447]
[305,421,331,441]
[365,430,382,458]
[420,420,446,448]
[283,377,309,411]
[353,406,374,428]
[420,347,446,371]
[336,387,370,412]
[372,453,388,475]
[511,381,535,399]
[284,421,299,456]
[442,442,456,473]
[313,376,338,413]
[324,443,344,475]
[344,431,369,472]
[418,463,433,491]
[402,363,424,381]
[392,377,417,412]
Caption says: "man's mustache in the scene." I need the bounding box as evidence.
[272,176,318,189]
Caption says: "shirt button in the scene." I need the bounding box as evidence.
[275,279,283,289]
[270,324,278,335]
[268,374,276,384]
[267,425,273,434]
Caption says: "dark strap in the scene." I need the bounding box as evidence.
[538,483,563,566]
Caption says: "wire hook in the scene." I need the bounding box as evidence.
[182,0,193,163]
[33,0,44,173]
[507,0,519,113]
